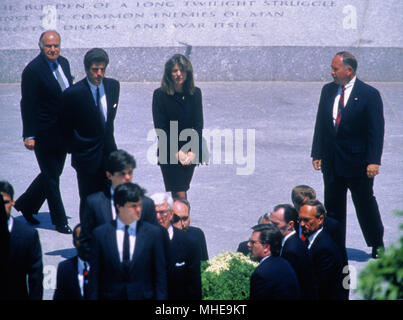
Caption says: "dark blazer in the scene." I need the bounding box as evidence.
[186,226,209,261]
[167,227,202,300]
[88,220,168,300]
[20,53,73,147]
[281,233,318,300]
[311,78,384,178]
[250,256,300,300]
[80,188,158,255]
[152,87,204,164]
[62,77,120,173]
[53,256,83,300]
[1,219,43,300]
[309,230,347,300]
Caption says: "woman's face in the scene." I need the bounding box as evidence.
[171,63,187,89]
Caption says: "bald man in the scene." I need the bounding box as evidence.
[15,30,73,234]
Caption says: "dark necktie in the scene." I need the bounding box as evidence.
[335,86,345,130]
[123,225,130,263]
[83,261,89,299]
[96,86,106,124]
[52,62,66,91]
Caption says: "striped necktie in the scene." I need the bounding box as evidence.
[52,62,66,91]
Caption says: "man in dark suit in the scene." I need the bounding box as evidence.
[249,224,300,300]
[291,185,347,263]
[151,192,202,300]
[311,52,385,258]
[61,48,120,218]
[237,213,270,256]
[0,181,43,300]
[14,30,73,234]
[299,199,348,300]
[54,224,89,300]
[270,204,318,300]
[88,183,167,300]
[80,150,158,257]
[171,198,209,261]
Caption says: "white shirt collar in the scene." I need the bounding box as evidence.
[7,215,13,232]
[343,75,356,90]
[281,230,296,247]
[307,226,323,249]
[168,224,174,240]
[259,254,271,265]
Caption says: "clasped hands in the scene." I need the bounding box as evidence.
[24,138,35,150]
[177,150,196,166]
[312,159,380,178]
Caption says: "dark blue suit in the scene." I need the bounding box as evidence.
[88,220,168,300]
[250,256,300,300]
[167,227,202,300]
[62,77,120,217]
[80,188,159,256]
[1,219,43,300]
[309,230,347,300]
[186,226,209,261]
[281,233,318,300]
[53,256,83,300]
[311,78,384,247]
[15,53,73,226]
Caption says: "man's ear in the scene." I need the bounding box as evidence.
[106,171,112,180]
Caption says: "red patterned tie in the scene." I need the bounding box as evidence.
[335,86,345,130]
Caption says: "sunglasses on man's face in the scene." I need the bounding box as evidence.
[172,214,189,224]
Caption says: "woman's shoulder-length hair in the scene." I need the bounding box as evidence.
[161,54,195,96]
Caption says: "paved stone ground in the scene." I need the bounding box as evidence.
[0,81,402,300]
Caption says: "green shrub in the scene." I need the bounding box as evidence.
[358,210,403,300]
[201,252,257,300]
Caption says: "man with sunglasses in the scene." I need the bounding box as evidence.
[151,193,202,300]
[172,198,209,261]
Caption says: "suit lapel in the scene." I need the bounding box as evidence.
[39,54,63,94]
[72,256,82,297]
[325,83,339,135]
[82,79,106,128]
[106,221,121,269]
[103,78,115,123]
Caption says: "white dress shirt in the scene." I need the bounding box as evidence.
[116,218,137,262]
[306,227,324,250]
[7,215,13,232]
[77,257,89,297]
[332,76,356,126]
[110,186,117,220]
[86,78,107,120]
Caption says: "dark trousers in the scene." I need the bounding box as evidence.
[323,173,384,248]
[15,145,68,226]
[76,169,107,222]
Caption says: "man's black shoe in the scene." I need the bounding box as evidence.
[371,246,384,259]
[56,224,73,234]
[22,212,40,225]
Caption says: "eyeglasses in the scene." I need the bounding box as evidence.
[156,209,170,217]
[172,214,189,224]
[297,217,312,224]
[248,239,261,246]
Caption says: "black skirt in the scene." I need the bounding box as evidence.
[159,163,196,192]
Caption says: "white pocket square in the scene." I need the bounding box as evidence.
[175,261,186,267]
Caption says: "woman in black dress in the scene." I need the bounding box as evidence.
[152,54,204,199]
